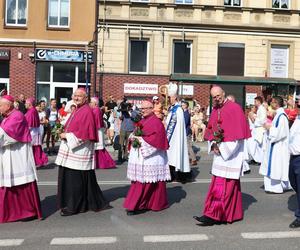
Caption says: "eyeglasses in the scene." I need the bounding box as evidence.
[140,107,152,110]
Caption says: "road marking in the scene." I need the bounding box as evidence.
[50,237,117,245]
[241,231,300,239]
[143,234,209,243]
[0,239,24,246]
[38,178,263,186]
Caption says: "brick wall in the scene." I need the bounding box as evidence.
[245,85,263,98]
[7,47,35,98]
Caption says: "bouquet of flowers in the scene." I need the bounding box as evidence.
[51,122,64,141]
[131,122,143,148]
[128,115,143,151]
[206,112,224,144]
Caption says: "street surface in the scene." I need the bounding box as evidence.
[0,142,299,250]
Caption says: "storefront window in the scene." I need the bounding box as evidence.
[36,61,91,101]
[37,84,50,103]
[78,63,91,83]
[6,0,27,26]
[53,63,76,82]
[0,62,9,78]
[37,63,51,82]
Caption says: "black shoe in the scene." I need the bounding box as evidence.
[60,209,75,216]
[116,160,123,165]
[289,219,300,228]
[20,215,38,222]
[193,215,216,226]
[126,210,137,216]
[265,191,281,194]
[244,170,251,175]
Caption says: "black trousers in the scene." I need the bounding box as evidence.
[57,166,108,213]
[289,155,300,219]
[169,165,192,183]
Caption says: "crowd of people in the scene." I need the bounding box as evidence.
[1,84,300,230]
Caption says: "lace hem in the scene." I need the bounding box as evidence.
[127,163,171,183]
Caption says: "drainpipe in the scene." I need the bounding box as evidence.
[33,41,37,99]
[93,0,99,96]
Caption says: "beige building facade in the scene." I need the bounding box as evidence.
[98,0,300,107]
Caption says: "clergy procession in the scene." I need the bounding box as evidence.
[2,83,300,238]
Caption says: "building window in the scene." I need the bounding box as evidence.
[48,0,70,27]
[217,43,245,76]
[175,0,193,4]
[173,41,192,74]
[129,40,148,73]
[272,0,289,9]
[224,0,241,7]
[270,45,289,78]
[5,0,27,26]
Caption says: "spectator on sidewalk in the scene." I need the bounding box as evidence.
[17,94,26,114]
[182,100,197,166]
[117,102,137,164]
[45,99,58,155]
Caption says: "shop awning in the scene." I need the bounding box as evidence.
[170,74,298,86]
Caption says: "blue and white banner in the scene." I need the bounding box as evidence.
[35,49,93,63]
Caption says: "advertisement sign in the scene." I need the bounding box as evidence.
[0,50,10,60]
[124,83,158,95]
[35,49,93,63]
[179,85,194,96]
[270,46,289,78]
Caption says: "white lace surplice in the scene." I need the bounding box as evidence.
[127,138,171,183]
[0,128,37,187]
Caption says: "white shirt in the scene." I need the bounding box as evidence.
[55,133,95,171]
[289,116,300,155]
[210,140,248,180]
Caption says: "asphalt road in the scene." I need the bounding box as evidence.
[0,143,300,250]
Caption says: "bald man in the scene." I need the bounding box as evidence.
[0,95,42,223]
[193,86,250,226]
[56,89,109,216]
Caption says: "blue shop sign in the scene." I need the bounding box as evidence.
[35,49,93,63]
